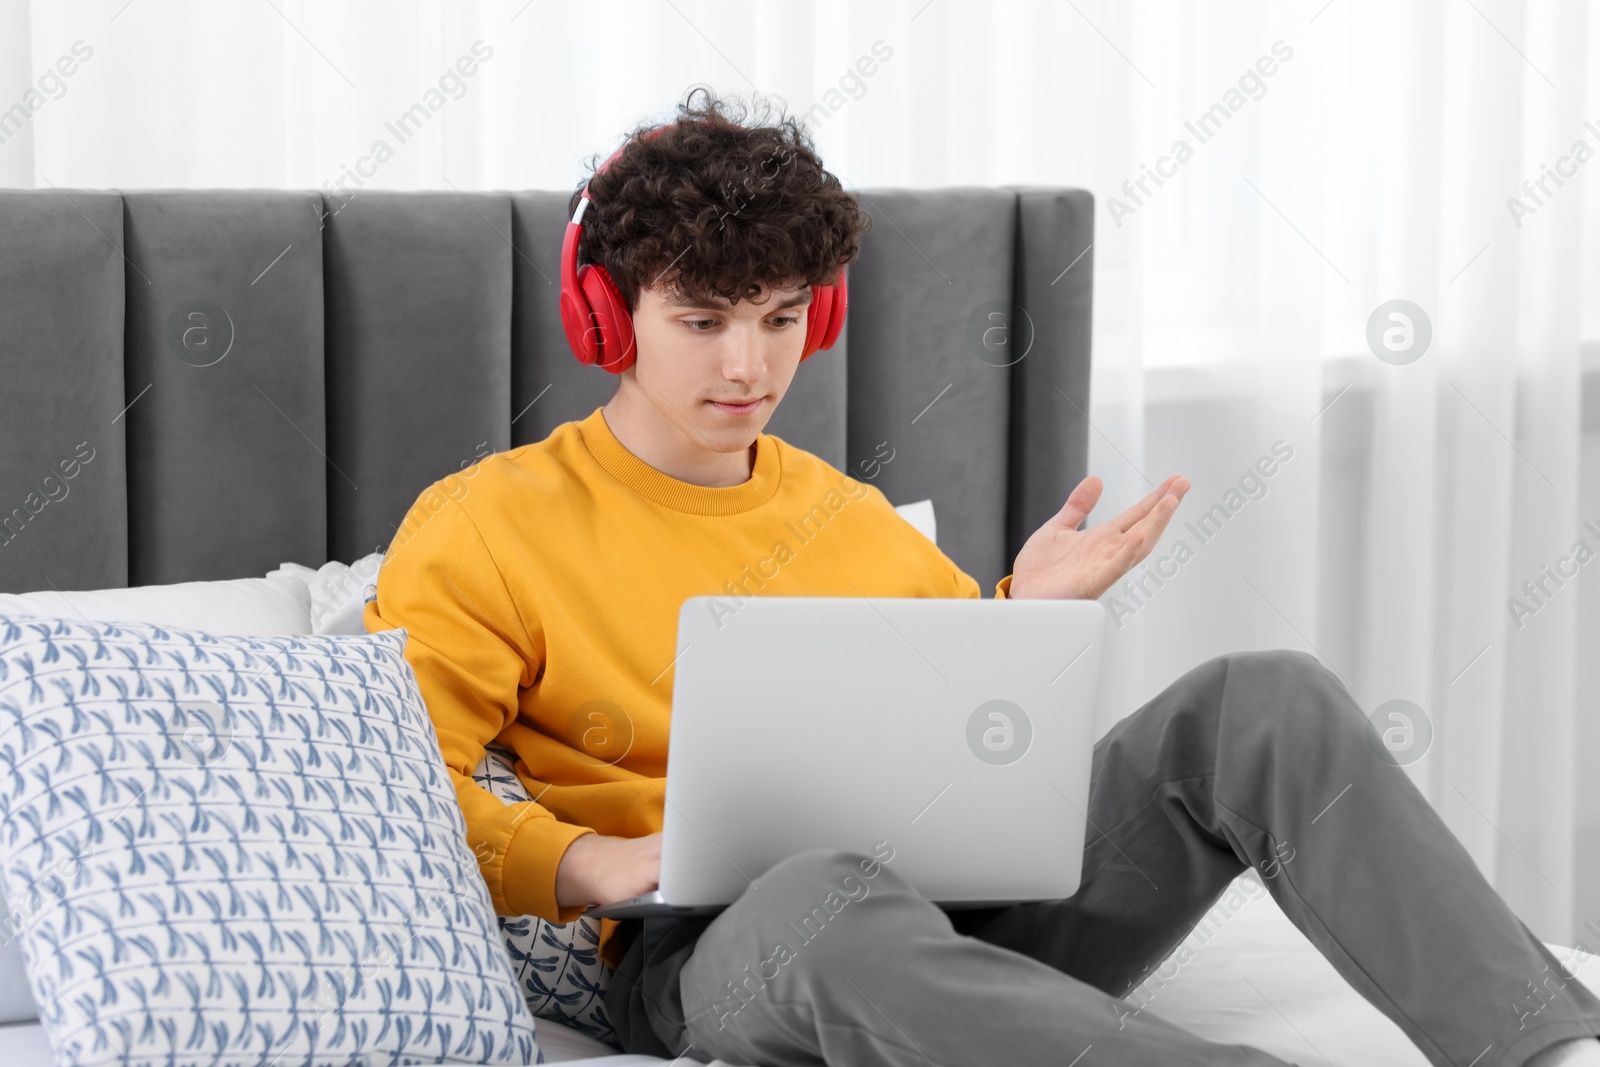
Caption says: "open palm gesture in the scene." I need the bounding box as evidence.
[1009,474,1191,601]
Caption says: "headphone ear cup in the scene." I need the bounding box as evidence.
[801,276,848,361]
[560,267,600,366]
[819,272,847,353]
[581,264,637,374]
[800,284,832,362]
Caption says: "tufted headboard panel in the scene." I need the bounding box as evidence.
[0,185,1093,596]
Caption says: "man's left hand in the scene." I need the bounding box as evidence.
[1009,474,1190,600]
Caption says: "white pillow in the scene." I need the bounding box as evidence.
[895,498,936,545]
[0,576,312,637]
[273,504,937,639]
[268,553,384,636]
[0,617,542,1066]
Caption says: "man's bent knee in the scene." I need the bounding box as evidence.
[1218,647,1322,678]
[1217,648,1358,740]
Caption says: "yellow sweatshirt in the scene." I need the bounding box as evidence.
[364,405,1013,967]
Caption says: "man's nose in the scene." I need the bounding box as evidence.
[721,329,767,374]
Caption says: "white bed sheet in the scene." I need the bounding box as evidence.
[3,877,1595,1065]
[1130,875,1600,1065]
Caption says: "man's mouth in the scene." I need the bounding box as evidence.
[708,397,763,415]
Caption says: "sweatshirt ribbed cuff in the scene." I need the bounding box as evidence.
[995,573,1014,599]
[500,813,597,923]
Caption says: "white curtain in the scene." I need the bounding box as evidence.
[3,0,1597,946]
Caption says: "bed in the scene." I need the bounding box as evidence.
[2,881,1594,1065]
[3,185,1593,1065]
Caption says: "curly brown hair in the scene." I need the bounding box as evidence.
[568,86,871,313]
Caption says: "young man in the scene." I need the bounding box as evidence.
[365,91,1600,1067]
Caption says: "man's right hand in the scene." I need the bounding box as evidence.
[555,831,662,909]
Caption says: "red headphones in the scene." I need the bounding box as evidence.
[559,124,848,374]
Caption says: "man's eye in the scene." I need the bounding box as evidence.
[683,317,798,331]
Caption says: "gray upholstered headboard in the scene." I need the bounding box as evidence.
[0,186,1093,597]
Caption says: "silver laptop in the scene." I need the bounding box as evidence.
[583,594,1108,920]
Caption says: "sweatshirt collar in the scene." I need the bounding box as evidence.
[578,406,780,516]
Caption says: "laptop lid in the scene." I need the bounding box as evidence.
[655,595,1107,909]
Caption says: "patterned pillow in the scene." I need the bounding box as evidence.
[470,741,616,1047]
[0,615,543,1067]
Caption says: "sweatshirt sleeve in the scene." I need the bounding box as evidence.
[363,488,596,925]
[952,565,1014,599]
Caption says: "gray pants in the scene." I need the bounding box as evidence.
[604,649,1600,1066]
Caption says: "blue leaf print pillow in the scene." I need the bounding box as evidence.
[0,616,543,1066]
